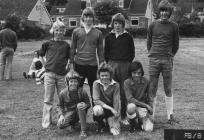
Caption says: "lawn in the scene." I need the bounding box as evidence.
[0,38,204,140]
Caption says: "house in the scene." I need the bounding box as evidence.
[0,0,51,27]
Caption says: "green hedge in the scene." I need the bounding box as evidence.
[179,23,204,37]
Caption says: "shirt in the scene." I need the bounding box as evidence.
[39,40,70,76]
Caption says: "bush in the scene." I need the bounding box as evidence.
[17,25,49,40]
[65,28,74,37]
[126,28,147,38]
[179,23,204,37]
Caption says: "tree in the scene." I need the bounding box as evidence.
[94,1,128,28]
[45,0,68,12]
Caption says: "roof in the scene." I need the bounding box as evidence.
[128,0,149,14]
[0,0,38,20]
[50,0,82,16]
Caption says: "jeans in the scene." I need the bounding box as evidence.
[42,72,65,128]
[0,47,14,80]
[149,57,173,97]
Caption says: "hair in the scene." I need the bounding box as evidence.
[97,63,113,80]
[65,70,81,86]
[35,61,43,70]
[128,61,144,77]
[158,0,173,18]
[49,19,65,34]
[81,7,95,23]
[110,13,126,28]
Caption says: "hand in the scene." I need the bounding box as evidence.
[77,102,86,110]
[146,105,153,115]
[58,115,65,125]
[111,108,119,117]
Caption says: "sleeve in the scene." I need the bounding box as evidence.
[57,92,65,117]
[147,23,153,52]
[172,23,179,56]
[104,35,110,63]
[82,90,91,109]
[113,83,121,114]
[146,80,153,108]
[124,80,139,104]
[93,81,106,106]
[97,31,104,64]
[128,34,135,62]
[70,29,77,63]
[13,32,17,52]
[29,58,37,71]
[39,41,48,57]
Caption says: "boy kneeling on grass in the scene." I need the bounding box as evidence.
[57,70,90,138]
[92,63,121,136]
[124,61,154,132]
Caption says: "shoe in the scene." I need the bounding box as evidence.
[23,72,27,79]
[32,72,35,78]
[96,122,105,133]
[167,114,179,125]
[121,118,129,125]
[79,130,87,138]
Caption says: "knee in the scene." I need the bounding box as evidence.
[93,105,104,116]
[126,103,137,119]
[138,108,148,118]
[142,118,154,132]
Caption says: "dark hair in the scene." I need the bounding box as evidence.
[35,61,43,70]
[111,13,126,28]
[81,7,95,23]
[97,63,113,80]
[158,0,173,18]
[128,61,144,77]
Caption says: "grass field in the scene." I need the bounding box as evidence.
[0,39,204,140]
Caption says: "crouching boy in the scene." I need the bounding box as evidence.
[92,63,121,136]
[124,61,154,132]
[57,70,90,138]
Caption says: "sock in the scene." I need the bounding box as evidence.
[165,96,173,120]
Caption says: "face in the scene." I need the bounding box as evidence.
[83,15,94,27]
[113,21,123,33]
[54,27,65,40]
[99,71,111,85]
[131,68,143,81]
[68,79,78,91]
[160,8,170,21]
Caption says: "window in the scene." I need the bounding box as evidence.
[131,17,139,26]
[69,18,77,27]
[86,0,91,7]
[57,8,65,13]
[119,0,124,8]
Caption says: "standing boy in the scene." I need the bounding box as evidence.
[57,70,90,138]
[40,19,70,128]
[70,7,104,102]
[124,61,153,132]
[104,13,135,124]
[147,0,179,124]
[0,15,18,80]
[92,63,121,136]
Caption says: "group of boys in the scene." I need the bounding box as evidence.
[14,0,179,139]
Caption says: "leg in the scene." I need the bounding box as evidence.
[56,74,66,96]
[0,48,7,80]
[126,103,138,132]
[74,64,86,88]
[93,105,106,132]
[42,72,56,128]
[6,48,14,80]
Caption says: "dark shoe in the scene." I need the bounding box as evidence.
[167,114,179,125]
[23,72,27,79]
[79,130,87,138]
[129,118,137,133]
[32,72,35,78]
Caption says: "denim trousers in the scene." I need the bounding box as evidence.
[42,72,65,128]
[0,47,14,80]
[149,57,173,97]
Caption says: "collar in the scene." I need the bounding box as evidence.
[83,24,93,34]
[111,30,128,38]
[95,79,116,87]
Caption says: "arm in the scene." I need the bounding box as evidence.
[97,31,104,65]
[70,30,77,64]
[129,34,135,62]
[13,32,17,52]
[172,23,179,56]
[93,81,106,106]
[104,36,110,63]
[124,80,149,109]
[147,23,153,52]
[57,92,65,117]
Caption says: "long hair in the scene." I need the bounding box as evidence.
[128,61,144,77]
